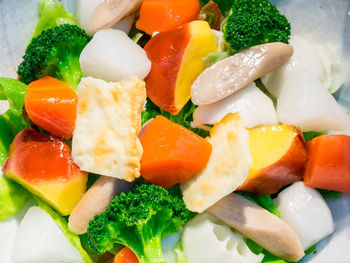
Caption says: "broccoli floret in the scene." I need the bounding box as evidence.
[87,184,192,263]
[17,24,89,91]
[223,0,291,52]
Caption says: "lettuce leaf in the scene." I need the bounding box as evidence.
[237,192,281,217]
[0,78,27,116]
[34,196,94,263]
[0,176,30,221]
[141,98,210,138]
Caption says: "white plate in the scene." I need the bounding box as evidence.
[0,0,350,262]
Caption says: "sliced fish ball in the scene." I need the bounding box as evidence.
[276,182,334,250]
[79,29,151,82]
[12,207,83,263]
[192,83,277,128]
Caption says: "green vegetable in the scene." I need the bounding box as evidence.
[304,245,316,255]
[142,98,210,138]
[303,131,327,142]
[317,189,341,199]
[87,184,192,263]
[34,196,93,263]
[174,241,187,263]
[223,0,291,52]
[0,78,29,164]
[0,176,30,221]
[204,51,230,68]
[17,24,90,91]
[32,0,76,39]
[237,192,280,217]
[199,0,234,15]
[198,0,224,30]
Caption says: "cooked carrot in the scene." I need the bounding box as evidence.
[114,247,139,263]
[304,134,350,192]
[136,0,201,35]
[140,115,212,188]
[24,76,77,139]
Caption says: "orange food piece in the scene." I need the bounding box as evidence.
[140,115,212,188]
[136,0,200,35]
[144,20,217,114]
[25,76,77,139]
[2,128,88,215]
[304,135,350,192]
[114,247,139,263]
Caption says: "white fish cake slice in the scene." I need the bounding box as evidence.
[72,77,146,182]
[181,113,252,213]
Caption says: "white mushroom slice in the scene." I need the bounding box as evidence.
[207,193,305,262]
[79,29,151,82]
[72,77,146,182]
[89,0,144,33]
[182,213,264,263]
[76,0,104,35]
[192,82,277,129]
[68,176,133,234]
[276,182,334,250]
[191,42,293,105]
[181,113,252,213]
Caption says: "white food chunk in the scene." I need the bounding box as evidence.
[12,207,83,263]
[79,29,151,82]
[181,113,252,212]
[72,77,146,181]
[192,83,277,129]
[276,182,334,250]
[161,232,181,263]
[182,213,264,263]
[76,0,103,35]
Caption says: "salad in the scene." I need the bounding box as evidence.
[1,0,350,262]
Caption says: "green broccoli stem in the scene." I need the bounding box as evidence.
[57,55,83,92]
[139,234,166,263]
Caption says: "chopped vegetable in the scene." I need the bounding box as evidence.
[32,0,76,38]
[192,82,278,129]
[276,182,334,250]
[238,125,307,195]
[24,76,77,139]
[12,206,85,263]
[79,29,151,82]
[17,24,90,91]
[140,115,212,188]
[223,0,291,52]
[182,213,264,263]
[237,192,280,217]
[181,113,251,212]
[0,176,30,221]
[304,135,350,192]
[144,20,217,114]
[0,78,28,117]
[114,247,139,263]
[136,0,201,35]
[3,128,88,215]
[161,232,182,263]
[87,184,192,263]
[197,1,223,30]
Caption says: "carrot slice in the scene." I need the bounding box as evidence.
[136,0,201,35]
[140,115,212,188]
[304,134,350,192]
[25,76,77,139]
[114,247,139,263]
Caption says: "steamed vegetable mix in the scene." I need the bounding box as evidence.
[2,0,350,262]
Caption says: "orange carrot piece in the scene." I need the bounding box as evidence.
[25,76,77,139]
[114,247,139,263]
[304,135,350,192]
[140,115,212,188]
[136,0,201,35]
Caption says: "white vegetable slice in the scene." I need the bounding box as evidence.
[181,113,252,213]
[161,232,181,263]
[79,29,151,82]
[12,207,84,263]
[276,182,334,250]
[76,0,103,35]
[192,82,277,129]
[72,77,146,181]
[182,213,264,263]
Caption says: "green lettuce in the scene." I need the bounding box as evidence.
[0,78,27,116]
[0,176,30,221]
[237,192,280,217]
[34,196,94,263]
[141,98,210,138]
[32,0,76,38]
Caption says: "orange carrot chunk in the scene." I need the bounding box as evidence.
[140,115,212,188]
[114,247,139,263]
[304,134,350,192]
[136,0,201,35]
[25,76,77,139]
